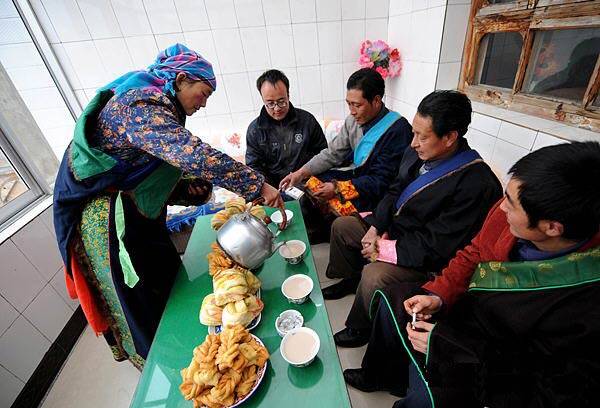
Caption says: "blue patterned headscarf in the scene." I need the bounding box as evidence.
[100,43,216,96]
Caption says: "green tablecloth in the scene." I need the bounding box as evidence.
[130,201,351,407]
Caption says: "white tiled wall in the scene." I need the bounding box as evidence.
[386,0,447,123]
[466,103,598,181]
[0,0,75,159]
[0,207,77,407]
[27,0,389,161]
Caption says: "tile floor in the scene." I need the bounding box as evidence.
[40,243,399,408]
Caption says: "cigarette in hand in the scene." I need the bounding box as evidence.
[411,312,416,329]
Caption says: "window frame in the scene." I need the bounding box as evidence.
[0,128,46,227]
[0,1,66,233]
[459,0,600,132]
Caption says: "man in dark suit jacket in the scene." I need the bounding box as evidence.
[323,90,503,348]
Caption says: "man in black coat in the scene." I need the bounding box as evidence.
[324,90,503,347]
[245,69,327,187]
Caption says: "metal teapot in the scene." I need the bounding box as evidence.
[216,198,287,270]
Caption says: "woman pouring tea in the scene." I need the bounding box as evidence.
[53,44,283,368]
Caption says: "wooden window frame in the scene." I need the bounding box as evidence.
[459,0,600,132]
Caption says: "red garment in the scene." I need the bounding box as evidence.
[64,245,109,334]
[424,199,600,307]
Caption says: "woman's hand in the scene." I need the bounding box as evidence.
[406,321,435,354]
[187,183,210,199]
[260,182,284,208]
[404,295,442,321]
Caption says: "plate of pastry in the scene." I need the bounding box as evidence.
[206,289,263,335]
[180,324,269,408]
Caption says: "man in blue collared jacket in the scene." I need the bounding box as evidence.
[280,68,413,213]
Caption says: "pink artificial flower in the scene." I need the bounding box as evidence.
[360,60,374,69]
[360,40,372,55]
[359,54,372,65]
[375,66,389,79]
[371,40,389,53]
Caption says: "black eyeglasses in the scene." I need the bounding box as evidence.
[264,100,288,109]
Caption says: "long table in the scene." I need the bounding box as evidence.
[130,200,351,407]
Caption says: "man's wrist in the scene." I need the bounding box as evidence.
[299,166,311,179]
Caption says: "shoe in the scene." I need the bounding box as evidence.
[334,327,370,348]
[345,368,407,398]
[322,278,359,300]
[343,368,380,392]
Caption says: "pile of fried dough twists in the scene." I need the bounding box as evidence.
[200,198,266,328]
[180,324,269,408]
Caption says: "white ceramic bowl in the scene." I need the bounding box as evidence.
[281,274,313,304]
[275,310,304,337]
[280,327,320,367]
[278,239,306,265]
[270,209,294,228]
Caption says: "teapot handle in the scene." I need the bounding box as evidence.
[250,197,287,230]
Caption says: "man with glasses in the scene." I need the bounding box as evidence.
[245,69,327,189]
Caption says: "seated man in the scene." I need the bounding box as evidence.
[325,90,502,348]
[245,69,327,188]
[345,142,600,408]
[280,68,412,214]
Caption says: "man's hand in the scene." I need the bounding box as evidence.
[360,237,379,260]
[279,167,310,191]
[313,182,336,200]
[360,226,380,261]
[403,295,443,321]
[361,226,379,248]
[406,321,435,354]
[260,182,284,208]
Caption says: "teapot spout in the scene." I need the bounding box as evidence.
[272,240,287,254]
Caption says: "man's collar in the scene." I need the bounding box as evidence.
[420,138,470,173]
[257,102,298,129]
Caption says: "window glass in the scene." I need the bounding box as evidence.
[0,147,28,209]
[476,32,523,89]
[523,28,600,102]
[0,0,75,160]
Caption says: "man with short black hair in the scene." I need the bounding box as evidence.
[347,142,600,408]
[325,90,502,348]
[245,69,327,187]
[280,68,413,213]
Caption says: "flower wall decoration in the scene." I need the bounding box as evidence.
[358,39,402,79]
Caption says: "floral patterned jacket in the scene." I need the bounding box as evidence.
[90,88,264,200]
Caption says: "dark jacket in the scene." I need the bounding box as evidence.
[245,103,327,186]
[367,139,502,272]
[316,108,414,212]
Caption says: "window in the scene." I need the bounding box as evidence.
[459,0,600,132]
[0,148,28,208]
[0,130,45,226]
[0,0,64,231]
